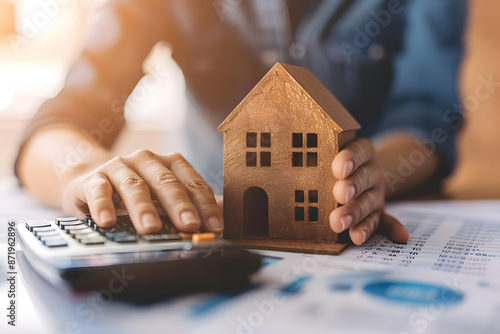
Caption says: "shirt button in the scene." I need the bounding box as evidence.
[368,43,385,61]
[289,43,306,59]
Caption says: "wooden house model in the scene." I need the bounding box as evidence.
[218,62,360,254]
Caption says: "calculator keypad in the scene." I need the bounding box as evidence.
[25,220,51,232]
[25,220,67,247]
[26,215,215,248]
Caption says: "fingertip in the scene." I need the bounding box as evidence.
[92,208,116,228]
[139,212,163,234]
[179,211,202,233]
[391,228,410,244]
[332,154,354,180]
[329,210,342,233]
[205,216,224,234]
[332,154,345,179]
[333,181,345,205]
[349,229,365,245]
[343,160,354,179]
[99,209,114,224]
[380,213,410,244]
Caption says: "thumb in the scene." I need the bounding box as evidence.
[378,213,410,244]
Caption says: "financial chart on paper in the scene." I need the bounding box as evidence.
[340,211,500,278]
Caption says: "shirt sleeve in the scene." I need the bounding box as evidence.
[374,0,466,178]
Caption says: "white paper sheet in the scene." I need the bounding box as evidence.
[338,201,500,278]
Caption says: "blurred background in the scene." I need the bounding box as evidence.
[0,0,187,179]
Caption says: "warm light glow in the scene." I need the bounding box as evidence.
[125,42,187,131]
[0,0,16,37]
[0,79,14,112]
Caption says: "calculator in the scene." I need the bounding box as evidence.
[16,215,262,302]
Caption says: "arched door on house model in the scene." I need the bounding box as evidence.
[243,187,269,237]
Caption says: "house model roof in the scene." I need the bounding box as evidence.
[218,62,360,132]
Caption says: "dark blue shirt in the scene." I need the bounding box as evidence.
[292,0,465,176]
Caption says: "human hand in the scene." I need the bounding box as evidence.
[330,138,410,245]
[61,149,223,235]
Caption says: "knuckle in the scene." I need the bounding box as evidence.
[119,175,146,188]
[192,194,218,212]
[170,197,194,211]
[198,201,218,212]
[131,148,155,160]
[363,191,377,213]
[86,173,109,192]
[350,141,363,162]
[359,166,371,190]
[163,152,188,169]
[185,177,212,191]
[105,156,126,169]
[153,172,180,188]
[367,212,380,233]
[350,201,363,220]
[166,152,184,162]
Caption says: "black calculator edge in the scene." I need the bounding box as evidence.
[61,246,262,301]
[17,221,263,302]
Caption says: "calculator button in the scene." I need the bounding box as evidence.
[140,234,182,242]
[84,215,95,227]
[79,237,106,245]
[58,221,84,229]
[36,231,60,239]
[113,235,138,243]
[97,226,128,234]
[32,226,56,235]
[116,216,140,231]
[103,231,130,239]
[65,224,94,233]
[64,225,89,232]
[26,220,51,232]
[103,232,116,239]
[116,215,133,225]
[192,233,216,244]
[56,217,79,225]
[44,240,68,248]
[40,235,64,242]
[41,235,66,243]
[70,230,100,238]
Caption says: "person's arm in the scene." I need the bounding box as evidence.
[16,1,225,234]
[374,0,466,189]
[328,0,465,245]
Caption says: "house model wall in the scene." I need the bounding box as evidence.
[218,62,360,254]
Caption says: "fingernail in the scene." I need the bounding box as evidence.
[206,216,223,233]
[346,185,355,203]
[99,210,114,225]
[181,211,200,227]
[141,213,159,229]
[362,229,369,243]
[343,160,354,178]
[340,214,353,231]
